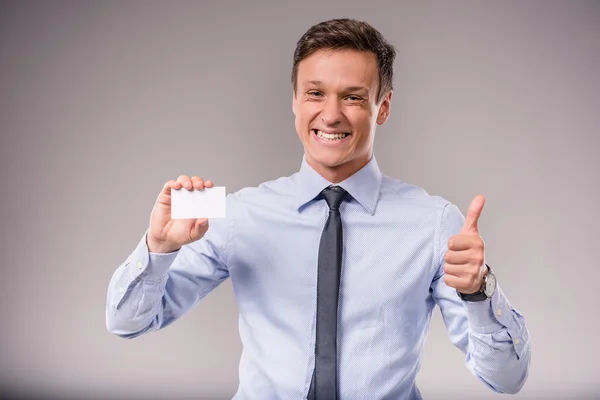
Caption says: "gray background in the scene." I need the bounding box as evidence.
[1,0,599,399]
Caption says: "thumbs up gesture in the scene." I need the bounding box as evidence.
[443,195,488,294]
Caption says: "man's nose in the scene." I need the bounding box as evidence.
[320,98,343,126]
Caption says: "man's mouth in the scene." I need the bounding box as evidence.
[312,129,351,141]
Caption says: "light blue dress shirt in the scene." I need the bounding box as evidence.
[106,154,530,399]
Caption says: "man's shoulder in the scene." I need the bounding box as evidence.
[227,172,298,203]
[380,174,453,212]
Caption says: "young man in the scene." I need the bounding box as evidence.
[106,18,531,399]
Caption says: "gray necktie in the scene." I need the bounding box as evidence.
[308,185,348,400]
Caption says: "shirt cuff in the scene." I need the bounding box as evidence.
[462,283,513,334]
[126,231,179,282]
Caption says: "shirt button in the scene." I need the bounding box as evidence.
[138,260,143,270]
[119,286,125,294]
[514,338,520,345]
[496,308,502,316]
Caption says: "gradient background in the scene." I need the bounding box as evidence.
[1,0,599,399]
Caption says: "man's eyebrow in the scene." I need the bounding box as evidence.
[343,86,369,93]
[301,80,324,87]
[301,80,369,93]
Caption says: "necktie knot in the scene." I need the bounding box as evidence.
[321,186,348,211]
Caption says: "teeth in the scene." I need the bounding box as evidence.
[316,130,348,140]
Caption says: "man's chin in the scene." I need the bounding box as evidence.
[307,152,349,169]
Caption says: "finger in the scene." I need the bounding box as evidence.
[460,194,485,235]
[157,180,181,206]
[442,262,469,277]
[444,267,483,293]
[448,235,481,251]
[443,273,464,289]
[169,180,182,190]
[191,176,205,190]
[162,180,182,193]
[204,179,214,188]
[176,175,193,191]
[191,218,209,240]
[444,249,469,265]
[445,246,485,266]
[161,180,183,195]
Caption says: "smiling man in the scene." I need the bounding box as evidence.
[292,47,390,184]
[106,19,531,399]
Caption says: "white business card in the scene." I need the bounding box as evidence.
[171,186,226,219]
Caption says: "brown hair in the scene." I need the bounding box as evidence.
[291,18,396,104]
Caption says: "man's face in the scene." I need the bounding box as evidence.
[292,49,392,182]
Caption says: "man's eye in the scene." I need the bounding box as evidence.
[307,91,323,97]
[346,95,363,101]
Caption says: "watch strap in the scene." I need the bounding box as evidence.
[457,289,488,302]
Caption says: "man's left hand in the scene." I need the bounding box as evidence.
[443,194,487,294]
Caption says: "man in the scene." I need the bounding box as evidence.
[106,18,531,399]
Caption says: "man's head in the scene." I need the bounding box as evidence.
[291,19,396,183]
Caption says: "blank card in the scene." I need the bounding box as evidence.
[170,186,226,219]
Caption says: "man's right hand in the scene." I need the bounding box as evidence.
[146,175,215,253]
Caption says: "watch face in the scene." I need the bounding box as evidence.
[485,273,496,296]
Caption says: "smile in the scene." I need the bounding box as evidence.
[312,129,352,147]
[314,129,350,140]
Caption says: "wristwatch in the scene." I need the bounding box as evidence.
[457,264,496,302]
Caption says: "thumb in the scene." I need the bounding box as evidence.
[190,218,209,241]
[461,195,485,235]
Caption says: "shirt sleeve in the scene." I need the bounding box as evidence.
[429,202,531,394]
[105,194,236,338]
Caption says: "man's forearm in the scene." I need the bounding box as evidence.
[463,284,531,393]
[105,233,178,337]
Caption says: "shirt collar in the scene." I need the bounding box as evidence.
[295,153,382,215]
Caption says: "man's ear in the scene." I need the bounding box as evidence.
[376,90,393,125]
